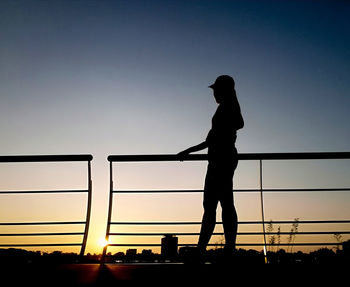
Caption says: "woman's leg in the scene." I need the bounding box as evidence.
[198,165,218,253]
[197,199,217,252]
[221,198,238,251]
[221,156,238,252]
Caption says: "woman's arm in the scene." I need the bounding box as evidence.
[177,141,208,161]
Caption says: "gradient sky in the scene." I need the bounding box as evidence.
[0,0,349,254]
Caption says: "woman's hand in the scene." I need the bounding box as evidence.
[177,141,208,161]
[177,150,190,161]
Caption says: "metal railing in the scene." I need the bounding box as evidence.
[102,152,350,262]
[0,154,93,256]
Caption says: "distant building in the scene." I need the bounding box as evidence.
[126,249,137,256]
[125,249,137,262]
[141,249,153,256]
[161,234,178,260]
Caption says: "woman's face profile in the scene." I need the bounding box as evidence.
[213,88,224,104]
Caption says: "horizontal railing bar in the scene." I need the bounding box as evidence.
[113,189,205,194]
[108,231,350,236]
[0,221,86,225]
[107,243,342,247]
[108,152,350,162]
[0,154,93,163]
[0,232,84,236]
[248,188,350,192]
[112,188,350,193]
[109,154,206,162]
[2,188,347,195]
[110,220,350,225]
[110,221,201,225]
[0,243,82,247]
[0,189,88,194]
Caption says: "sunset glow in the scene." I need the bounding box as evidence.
[98,237,109,248]
[0,0,349,255]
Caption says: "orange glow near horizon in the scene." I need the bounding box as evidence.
[98,237,110,248]
[0,159,349,255]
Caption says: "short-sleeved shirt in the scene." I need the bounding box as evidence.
[205,101,243,162]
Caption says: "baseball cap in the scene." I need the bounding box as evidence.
[209,75,235,89]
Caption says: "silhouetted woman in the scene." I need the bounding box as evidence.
[178,75,244,256]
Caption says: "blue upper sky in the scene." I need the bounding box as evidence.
[1,0,349,155]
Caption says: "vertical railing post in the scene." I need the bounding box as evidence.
[101,161,114,264]
[259,159,268,263]
[80,160,93,257]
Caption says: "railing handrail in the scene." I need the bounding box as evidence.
[0,154,93,163]
[108,152,350,162]
[101,151,350,264]
[0,154,93,257]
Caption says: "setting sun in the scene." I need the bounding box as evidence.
[98,237,109,248]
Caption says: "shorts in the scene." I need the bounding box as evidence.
[203,152,238,210]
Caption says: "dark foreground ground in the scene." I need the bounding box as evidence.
[0,261,348,286]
